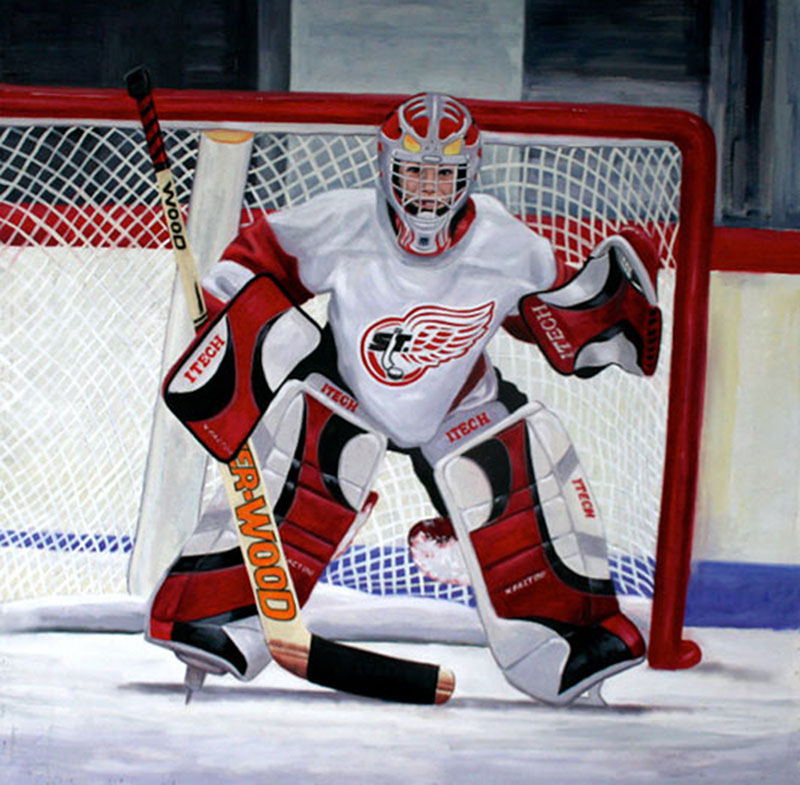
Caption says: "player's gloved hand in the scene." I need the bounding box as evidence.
[519,227,662,377]
[162,274,321,460]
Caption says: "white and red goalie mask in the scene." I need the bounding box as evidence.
[378,93,481,256]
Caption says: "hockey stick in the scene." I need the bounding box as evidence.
[125,66,454,705]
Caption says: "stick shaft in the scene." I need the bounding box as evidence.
[129,85,313,668]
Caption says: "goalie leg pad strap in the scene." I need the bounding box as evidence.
[434,402,645,704]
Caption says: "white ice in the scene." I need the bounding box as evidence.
[0,599,798,785]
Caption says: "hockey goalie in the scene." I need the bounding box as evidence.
[149,92,662,706]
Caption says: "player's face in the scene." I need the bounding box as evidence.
[397,163,457,215]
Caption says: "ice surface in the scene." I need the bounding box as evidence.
[0,621,797,784]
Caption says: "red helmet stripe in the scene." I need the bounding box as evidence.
[381,112,401,140]
[404,98,430,138]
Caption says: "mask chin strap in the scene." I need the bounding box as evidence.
[406,219,449,255]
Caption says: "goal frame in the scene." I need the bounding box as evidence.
[0,82,716,670]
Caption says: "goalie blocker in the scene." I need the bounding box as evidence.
[162,274,321,462]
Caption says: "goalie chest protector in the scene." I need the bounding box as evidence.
[265,189,557,447]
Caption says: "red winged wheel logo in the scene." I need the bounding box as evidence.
[360,301,496,386]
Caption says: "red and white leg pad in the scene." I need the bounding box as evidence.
[147,379,385,681]
[258,379,386,593]
[434,402,645,705]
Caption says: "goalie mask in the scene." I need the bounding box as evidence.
[378,93,481,256]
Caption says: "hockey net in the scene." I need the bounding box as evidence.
[0,85,714,667]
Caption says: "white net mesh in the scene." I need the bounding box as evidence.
[0,118,680,610]
[1,126,197,602]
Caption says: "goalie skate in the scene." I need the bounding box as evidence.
[434,402,645,705]
[146,506,273,694]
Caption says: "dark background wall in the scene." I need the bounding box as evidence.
[0,0,795,229]
[523,0,710,85]
[0,0,286,90]
[708,0,798,228]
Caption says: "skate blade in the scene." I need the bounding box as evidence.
[184,664,207,704]
[576,681,607,707]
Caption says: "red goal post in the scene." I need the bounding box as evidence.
[0,83,715,670]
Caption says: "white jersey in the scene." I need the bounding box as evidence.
[209,189,556,448]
